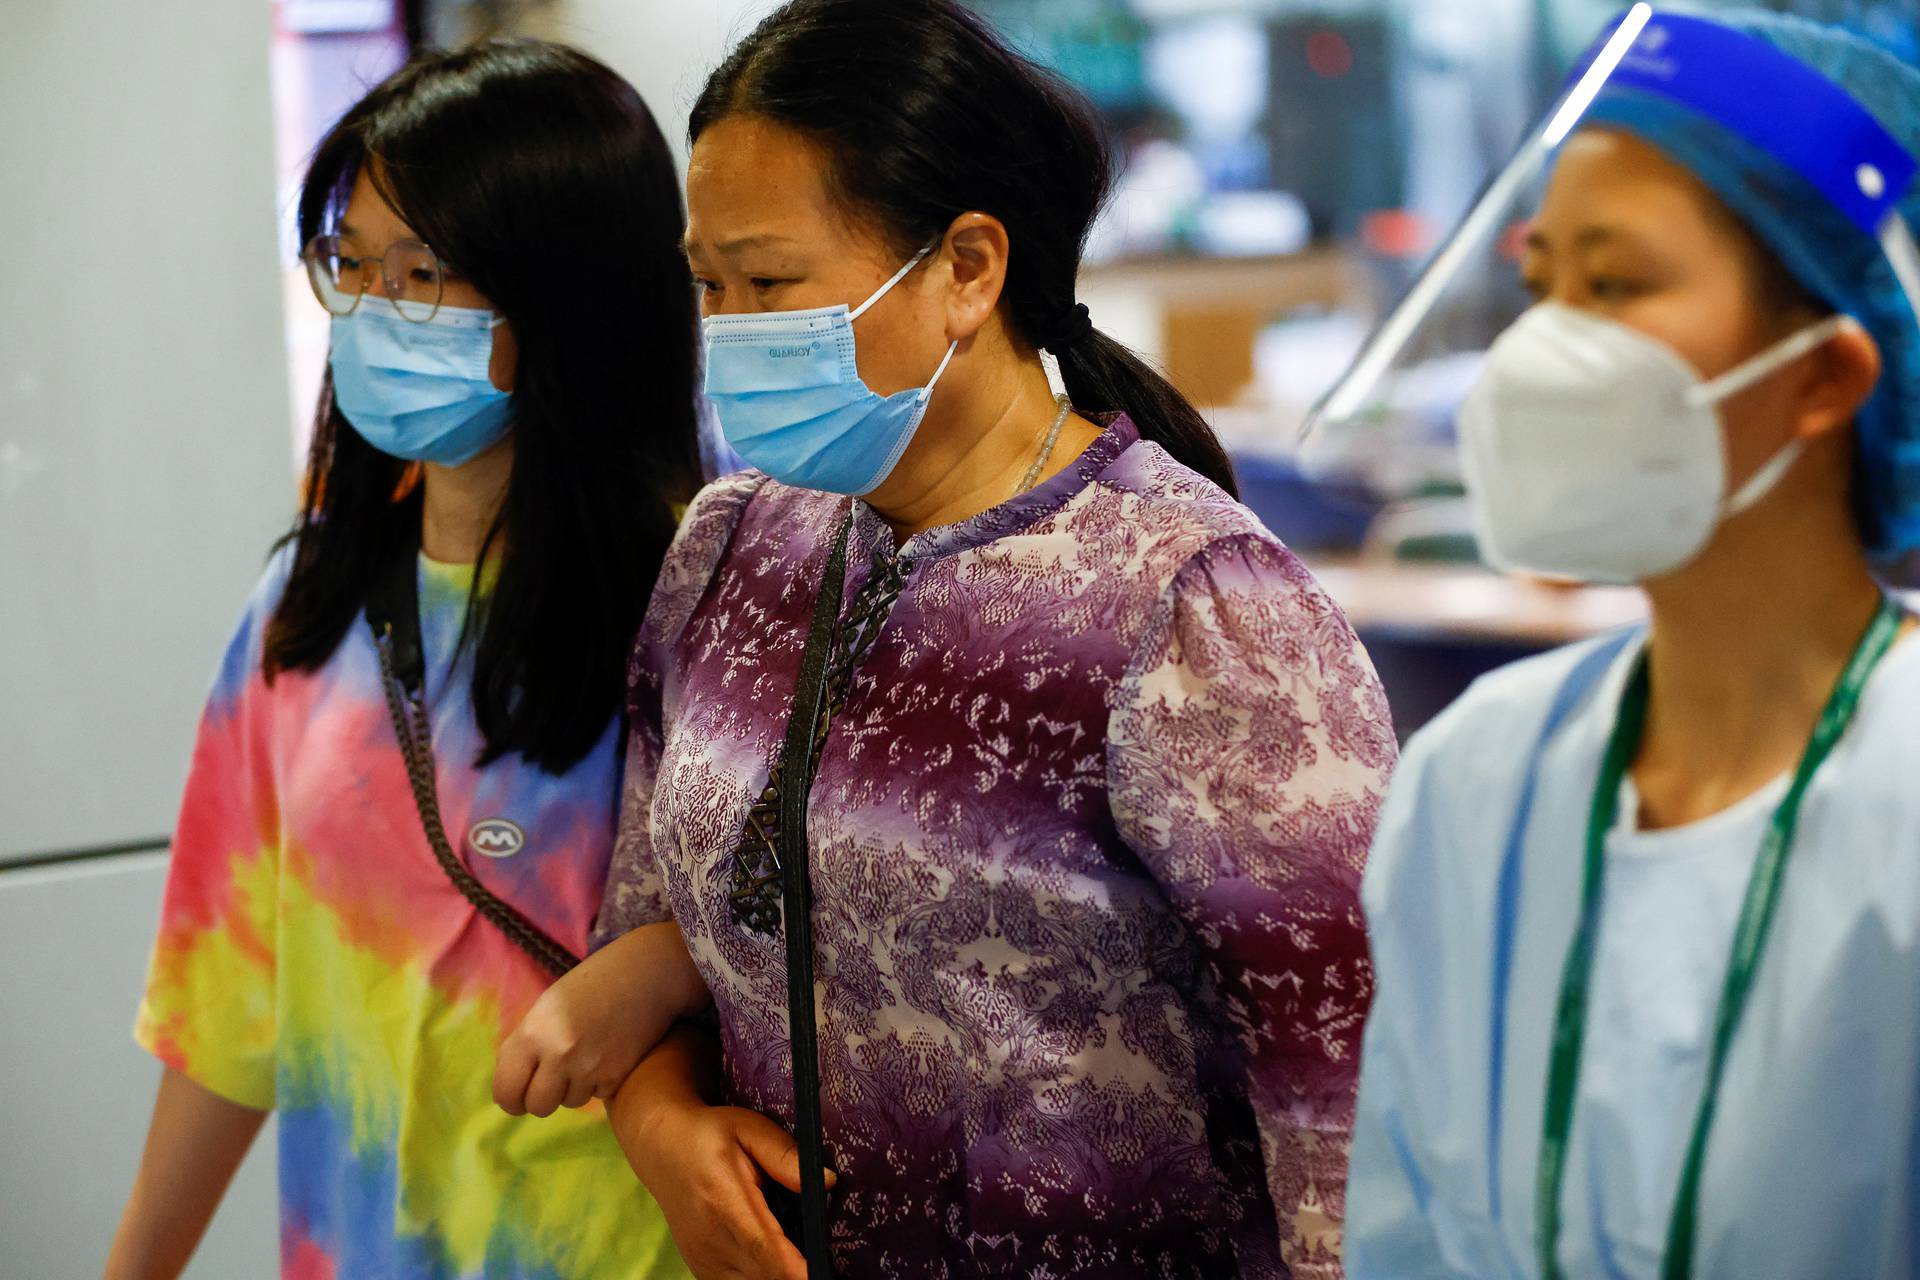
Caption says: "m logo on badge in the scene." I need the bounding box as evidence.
[468,818,527,859]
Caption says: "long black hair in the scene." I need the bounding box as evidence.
[267,41,701,772]
[690,0,1238,496]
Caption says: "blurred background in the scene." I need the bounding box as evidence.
[3,1,1916,1273]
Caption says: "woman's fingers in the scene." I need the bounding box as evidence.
[523,1058,571,1119]
[627,1100,827,1280]
[721,1146,808,1280]
[723,1110,825,1279]
[731,1109,836,1193]
[732,1111,803,1193]
[494,1029,597,1117]
[748,1227,809,1280]
[739,1175,807,1279]
[666,1115,812,1280]
[560,1076,598,1111]
[492,1032,537,1115]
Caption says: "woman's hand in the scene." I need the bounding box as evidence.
[610,1026,833,1280]
[493,967,643,1116]
[493,920,709,1117]
[636,1102,827,1280]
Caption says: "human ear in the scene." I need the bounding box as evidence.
[938,212,1009,344]
[1792,319,1880,442]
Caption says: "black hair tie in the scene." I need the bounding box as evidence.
[1037,301,1093,351]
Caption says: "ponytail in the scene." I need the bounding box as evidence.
[1056,333,1237,496]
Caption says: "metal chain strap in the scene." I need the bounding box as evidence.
[375,626,578,978]
[727,547,910,935]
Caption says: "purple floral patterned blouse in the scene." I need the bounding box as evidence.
[599,417,1395,1278]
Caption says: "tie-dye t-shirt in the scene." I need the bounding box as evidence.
[135,548,687,1280]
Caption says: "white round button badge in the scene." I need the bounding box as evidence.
[468,817,527,858]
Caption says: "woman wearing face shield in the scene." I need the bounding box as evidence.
[492,2,1396,1275]
[1333,10,1920,1279]
[106,43,700,1280]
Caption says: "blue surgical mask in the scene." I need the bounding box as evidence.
[329,294,512,466]
[702,247,958,495]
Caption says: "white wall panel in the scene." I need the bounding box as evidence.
[0,0,294,862]
[0,854,278,1277]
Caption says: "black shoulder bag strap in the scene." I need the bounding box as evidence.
[364,544,580,979]
[779,514,853,1279]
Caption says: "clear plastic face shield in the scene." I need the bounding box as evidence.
[1299,6,1920,559]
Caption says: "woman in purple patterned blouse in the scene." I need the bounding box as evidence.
[500,2,1395,1276]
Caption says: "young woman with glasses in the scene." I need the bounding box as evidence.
[105,40,701,1280]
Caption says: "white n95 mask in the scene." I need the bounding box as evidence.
[1458,302,1853,583]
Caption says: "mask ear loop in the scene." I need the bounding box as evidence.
[1694,314,1858,516]
[1723,437,1807,516]
[849,244,938,322]
[840,240,958,407]
[1688,314,1857,408]
[916,341,960,405]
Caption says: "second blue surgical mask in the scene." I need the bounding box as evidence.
[702,247,958,496]
[329,294,512,467]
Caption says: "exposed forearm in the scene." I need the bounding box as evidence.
[602,921,712,1020]
[104,1066,268,1280]
[608,1023,724,1182]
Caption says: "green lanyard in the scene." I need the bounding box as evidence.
[1535,596,1904,1280]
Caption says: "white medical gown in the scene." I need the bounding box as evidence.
[1347,629,1920,1279]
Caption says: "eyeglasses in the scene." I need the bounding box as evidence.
[302,233,446,323]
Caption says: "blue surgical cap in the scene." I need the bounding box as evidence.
[1581,11,1920,557]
